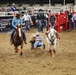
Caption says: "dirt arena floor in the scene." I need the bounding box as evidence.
[0,28,76,75]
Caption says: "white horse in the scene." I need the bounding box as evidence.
[46,27,59,58]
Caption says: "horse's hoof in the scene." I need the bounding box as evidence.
[10,43,12,45]
[15,50,18,53]
[20,52,23,56]
[52,55,55,58]
[43,44,45,49]
[51,53,55,58]
[25,43,27,44]
[53,49,56,54]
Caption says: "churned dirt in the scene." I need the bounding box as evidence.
[0,28,76,75]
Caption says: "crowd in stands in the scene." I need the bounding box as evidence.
[1,2,76,32]
[3,3,17,12]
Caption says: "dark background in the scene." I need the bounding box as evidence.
[0,0,74,4]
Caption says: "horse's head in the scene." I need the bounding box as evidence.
[49,28,55,41]
[16,24,22,37]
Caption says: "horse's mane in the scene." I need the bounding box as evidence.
[13,25,23,46]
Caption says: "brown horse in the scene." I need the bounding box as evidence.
[12,25,24,55]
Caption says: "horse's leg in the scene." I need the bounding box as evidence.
[48,44,51,53]
[14,45,18,53]
[53,39,57,54]
[51,50,55,58]
[20,43,23,56]
[53,44,56,54]
[48,44,53,56]
[47,37,54,57]
[48,43,55,58]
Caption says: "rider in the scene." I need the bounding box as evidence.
[10,12,27,45]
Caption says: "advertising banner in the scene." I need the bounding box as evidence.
[0,16,13,32]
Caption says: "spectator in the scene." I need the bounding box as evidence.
[73,10,76,28]
[67,9,73,30]
[5,3,11,12]
[11,3,17,11]
[22,10,32,31]
[37,9,44,32]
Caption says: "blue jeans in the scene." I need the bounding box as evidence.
[10,28,26,41]
[69,19,74,30]
[34,41,44,48]
[25,21,30,31]
[38,20,42,32]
